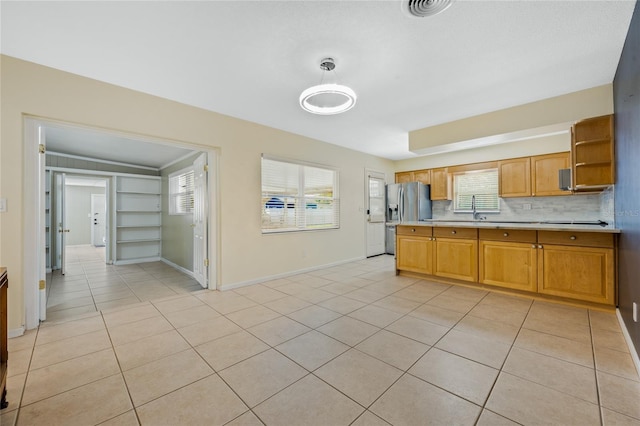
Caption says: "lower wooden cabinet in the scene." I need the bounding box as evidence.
[537,244,615,305]
[397,226,617,306]
[396,235,433,275]
[434,237,478,282]
[479,241,537,292]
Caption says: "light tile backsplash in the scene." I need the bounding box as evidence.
[432,187,615,228]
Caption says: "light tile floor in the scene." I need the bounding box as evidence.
[3,254,640,425]
[45,245,203,322]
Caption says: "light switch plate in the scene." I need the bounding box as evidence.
[0,198,7,213]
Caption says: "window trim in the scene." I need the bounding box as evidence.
[168,166,195,216]
[261,154,340,234]
[452,168,500,213]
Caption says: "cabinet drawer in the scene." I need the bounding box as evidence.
[479,229,537,243]
[433,227,478,239]
[397,226,432,237]
[538,231,614,248]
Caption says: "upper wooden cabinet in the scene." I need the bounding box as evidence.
[395,172,413,183]
[572,114,615,190]
[498,153,571,198]
[430,168,449,200]
[499,157,531,198]
[413,169,431,185]
[395,170,430,185]
[531,152,571,196]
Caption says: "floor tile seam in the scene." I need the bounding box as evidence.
[301,371,372,413]
[348,410,388,426]
[347,344,418,376]
[271,338,349,374]
[7,326,41,419]
[403,367,492,409]
[20,364,123,409]
[519,324,594,347]
[46,299,97,314]
[33,325,108,349]
[588,313,607,425]
[18,371,125,415]
[493,370,605,417]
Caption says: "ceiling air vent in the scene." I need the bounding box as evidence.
[405,0,453,18]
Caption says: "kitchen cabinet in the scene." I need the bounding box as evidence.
[479,229,537,292]
[531,152,571,196]
[395,171,413,184]
[396,225,617,306]
[396,170,430,185]
[413,169,431,185]
[433,227,478,282]
[571,114,615,191]
[498,157,531,198]
[430,168,449,200]
[537,231,615,305]
[396,226,433,275]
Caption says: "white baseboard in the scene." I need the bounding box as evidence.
[160,258,195,279]
[616,309,640,379]
[9,327,25,338]
[113,256,161,266]
[220,256,366,291]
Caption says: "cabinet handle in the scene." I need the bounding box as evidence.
[451,230,456,235]
[412,228,416,232]
[531,244,536,248]
[503,232,509,237]
[538,245,543,249]
[570,236,577,240]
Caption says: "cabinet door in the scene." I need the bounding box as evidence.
[414,169,431,185]
[479,241,537,291]
[434,237,477,282]
[531,152,571,196]
[397,236,433,275]
[537,244,615,305]
[499,158,531,197]
[430,168,449,200]
[395,172,413,184]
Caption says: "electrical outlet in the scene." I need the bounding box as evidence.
[634,302,638,323]
[0,198,6,212]
[523,203,532,210]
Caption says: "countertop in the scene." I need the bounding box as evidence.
[388,220,620,233]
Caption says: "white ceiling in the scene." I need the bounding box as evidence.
[1,1,635,160]
[44,124,196,169]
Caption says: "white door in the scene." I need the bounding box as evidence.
[366,171,386,257]
[193,153,208,288]
[91,194,106,247]
[54,173,69,274]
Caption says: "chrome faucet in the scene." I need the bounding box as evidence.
[471,195,485,220]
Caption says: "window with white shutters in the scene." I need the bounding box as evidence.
[453,169,500,212]
[168,167,195,215]
[261,155,339,233]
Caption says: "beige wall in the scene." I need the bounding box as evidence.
[0,55,394,331]
[409,84,614,152]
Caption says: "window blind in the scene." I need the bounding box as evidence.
[169,168,195,215]
[262,156,339,233]
[453,169,499,212]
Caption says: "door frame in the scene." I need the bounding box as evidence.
[364,169,387,257]
[24,116,220,329]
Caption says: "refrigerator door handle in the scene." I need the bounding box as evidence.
[398,186,403,222]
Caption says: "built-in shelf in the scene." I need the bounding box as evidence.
[575,161,611,167]
[574,138,609,146]
[114,175,162,264]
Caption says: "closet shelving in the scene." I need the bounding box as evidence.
[114,176,162,264]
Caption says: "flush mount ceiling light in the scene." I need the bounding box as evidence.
[299,58,357,115]
[403,0,454,18]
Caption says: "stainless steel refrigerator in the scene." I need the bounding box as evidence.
[386,182,432,222]
[385,182,432,255]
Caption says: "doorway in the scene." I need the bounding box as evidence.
[24,117,219,328]
[366,170,387,257]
